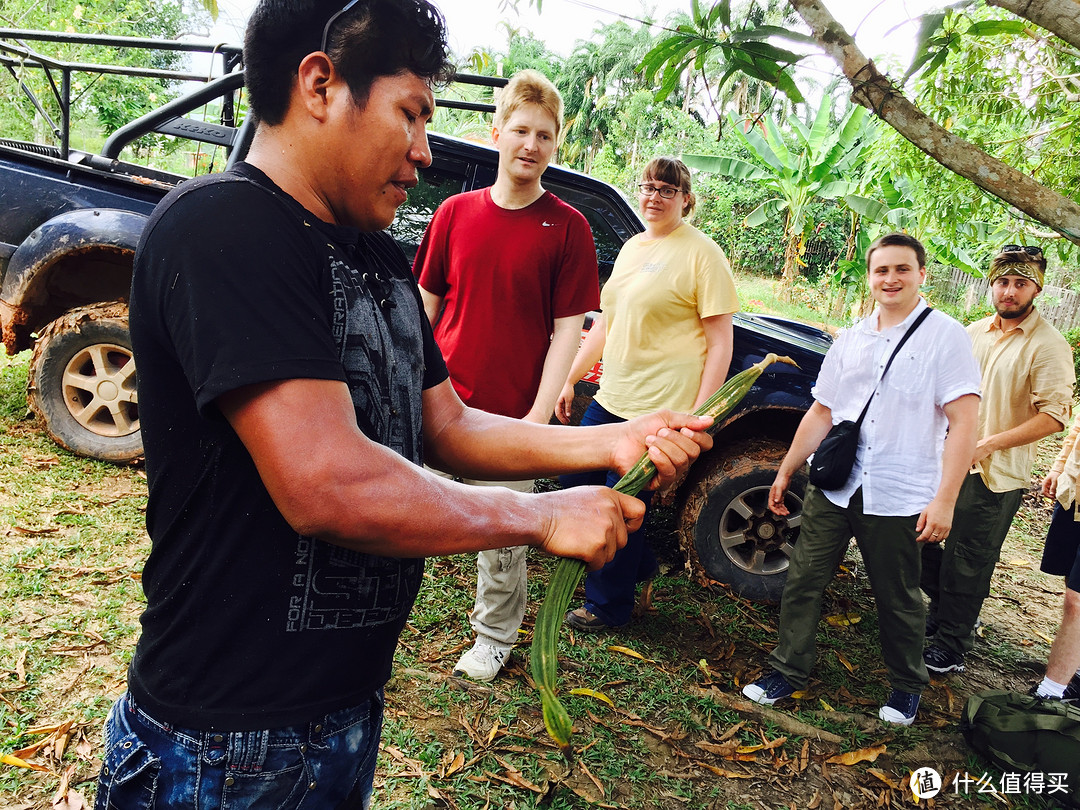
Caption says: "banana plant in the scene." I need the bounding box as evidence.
[685,96,873,297]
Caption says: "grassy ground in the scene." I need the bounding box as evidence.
[0,276,1074,808]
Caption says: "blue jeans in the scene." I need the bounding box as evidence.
[559,400,656,626]
[95,691,382,810]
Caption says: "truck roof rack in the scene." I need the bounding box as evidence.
[1,29,504,163]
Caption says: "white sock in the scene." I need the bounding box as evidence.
[1037,676,1067,698]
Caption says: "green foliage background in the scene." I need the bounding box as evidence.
[0,0,205,156]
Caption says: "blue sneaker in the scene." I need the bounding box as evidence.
[1065,673,1080,702]
[879,689,920,726]
[742,671,796,705]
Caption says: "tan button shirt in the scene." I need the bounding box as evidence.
[968,308,1074,492]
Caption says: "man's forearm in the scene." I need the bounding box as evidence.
[779,401,834,477]
[527,315,585,422]
[426,389,626,479]
[979,411,1065,457]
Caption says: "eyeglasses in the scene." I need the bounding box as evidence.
[321,0,362,54]
[637,183,681,199]
[1002,244,1043,257]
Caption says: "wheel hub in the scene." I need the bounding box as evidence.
[716,484,803,576]
[96,380,120,402]
[746,514,783,549]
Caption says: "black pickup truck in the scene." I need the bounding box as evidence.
[0,30,832,601]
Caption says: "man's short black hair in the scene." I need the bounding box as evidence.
[244,0,455,126]
[866,232,927,270]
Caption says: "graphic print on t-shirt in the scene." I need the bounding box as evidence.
[285,238,426,634]
[286,536,421,631]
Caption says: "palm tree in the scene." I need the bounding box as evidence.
[558,20,659,172]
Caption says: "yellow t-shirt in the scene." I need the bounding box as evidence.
[595,223,739,418]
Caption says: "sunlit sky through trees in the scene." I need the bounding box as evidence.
[202,0,943,70]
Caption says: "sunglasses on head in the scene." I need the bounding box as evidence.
[321,0,362,54]
[1002,244,1043,257]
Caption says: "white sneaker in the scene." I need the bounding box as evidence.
[452,641,510,682]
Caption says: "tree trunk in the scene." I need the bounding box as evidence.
[987,0,1080,49]
[779,223,801,302]
[787,0,1080,246]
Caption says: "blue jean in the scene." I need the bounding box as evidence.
[95,691,382,810]
[559,400,655,626]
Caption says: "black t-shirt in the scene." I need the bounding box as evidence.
[127,162,448,731]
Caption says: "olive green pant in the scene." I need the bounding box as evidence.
[769,486,929,695]
[921,473,1023,656]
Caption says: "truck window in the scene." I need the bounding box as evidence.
[390,159,469,262]
[545,183,641,290]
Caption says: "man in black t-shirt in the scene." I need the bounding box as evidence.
[94,2,714,809]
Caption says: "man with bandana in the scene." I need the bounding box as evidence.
[922,245,1075,675]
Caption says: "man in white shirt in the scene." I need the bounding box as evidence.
[742,233,981,726]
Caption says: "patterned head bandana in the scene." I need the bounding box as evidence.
[988,247,1045,288]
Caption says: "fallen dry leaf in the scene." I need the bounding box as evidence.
[696,740,738,757]
[737,736,786,754]
[569,688,615,708]
[52,764,87,809]
[579,759,605,795]
[825,612,861,627]
[484,768,543,794]
[440,750,465,778]
[606,645,651,662]
[715,720,744,742]
[868,768,900,789]
[2,753,51,772]
[826,744,887,766]
[835,650,857,673]
[697,762,752,778]
[13,526,59,536]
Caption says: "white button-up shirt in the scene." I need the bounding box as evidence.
[812,298,982,516]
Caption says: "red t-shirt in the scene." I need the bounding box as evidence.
[414,188,600,417]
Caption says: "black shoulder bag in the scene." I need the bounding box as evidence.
[808,307,933,490]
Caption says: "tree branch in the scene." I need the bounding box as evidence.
[787,0,1080,245]
[988,0,1080,50]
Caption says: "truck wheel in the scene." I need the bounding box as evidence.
[677,439,806,602]
[28,303,142,463]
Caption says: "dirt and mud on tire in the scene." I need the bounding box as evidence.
[27,300,141,464]
[678,438,807,602]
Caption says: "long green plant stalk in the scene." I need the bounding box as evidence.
[531,353,798,761]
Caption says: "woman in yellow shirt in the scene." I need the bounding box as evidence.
[555,156,739,631]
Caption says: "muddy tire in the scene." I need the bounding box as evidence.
[677,439,806,602]
[28,302,142,463]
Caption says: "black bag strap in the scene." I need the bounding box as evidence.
[853,306,933,426]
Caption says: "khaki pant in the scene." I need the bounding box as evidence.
[769,486,929,695]
[428,468,534,647]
